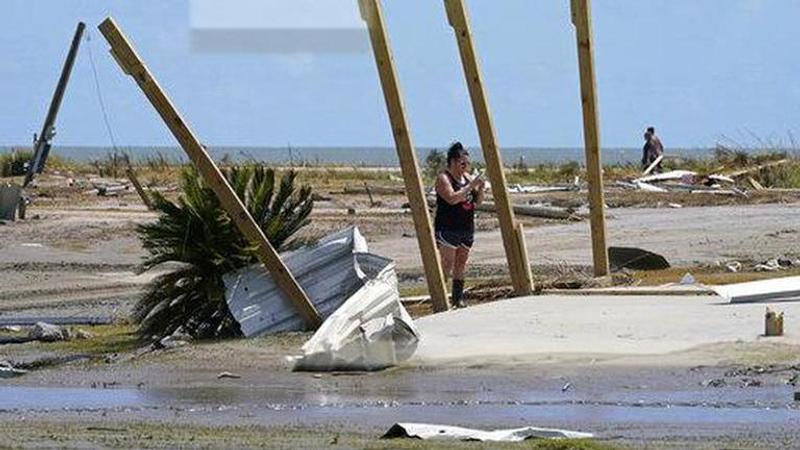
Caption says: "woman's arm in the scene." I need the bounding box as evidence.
[436,173,479,205]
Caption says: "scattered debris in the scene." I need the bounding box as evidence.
[704,378,726,388]
[754,259,781,272]
[765,307,784,337]
[0,316,113,327]
[157,335,189,349]
[28,322,69,342]
[217,371,242,379]
[477,201,582,220]
[74,329,93,340]
[725,261,742,273]
[0,325,22,333]
[292,255,417,372]
[561,382,572,392]
[382,423,593,442]
[712,276,800,304]
[726,159,790,178]
[0,366,28,379]
[507,179,580,194]
[680,273,696,285]
[608,246,670,271]
[94,182,130,197]
[642,154,664,176]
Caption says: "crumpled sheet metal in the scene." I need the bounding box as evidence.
[224,226,382,337]
[292,257,418,372]
[382,423,593,442]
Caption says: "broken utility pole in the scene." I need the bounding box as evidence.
[444,0,533,296]
[98,17,323,329]
[571,0,610,277]
[24,22,86,188]
[358,0,450,312]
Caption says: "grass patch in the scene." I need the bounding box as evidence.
[30,324,140,356]
[0,421,619,449]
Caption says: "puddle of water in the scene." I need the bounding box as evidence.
[0,387,146,410]
[1,385,797,430]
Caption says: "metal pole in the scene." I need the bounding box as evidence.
[24,22,86,187]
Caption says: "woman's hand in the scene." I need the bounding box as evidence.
[469,176,485,191]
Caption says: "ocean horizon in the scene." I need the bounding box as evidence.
[0,145,775,167]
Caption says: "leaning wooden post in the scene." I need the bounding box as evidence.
[570,0,610,277]
[444,0,533,296]
[358,0,450,312]
[98,17,323,329]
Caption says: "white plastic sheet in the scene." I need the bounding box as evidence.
[382,423,593,442]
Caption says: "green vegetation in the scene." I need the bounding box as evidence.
[134,164,314,340]
[24,324,139,356]
[0,149,33,177]
[0,421,621,449]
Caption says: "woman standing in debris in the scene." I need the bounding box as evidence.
[434,142,485,308]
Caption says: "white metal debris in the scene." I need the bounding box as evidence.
[382,423,593,442]
[713,276,800,304]
[634,170,696,184]
[292,257,418,371]
[0,366,28,379]
[224,227,394,337]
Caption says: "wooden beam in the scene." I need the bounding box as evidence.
[443,0,532,296]
[98,17,323,329]
[122,155,153,210]
[570,0,610,277]
[358,0,450,312]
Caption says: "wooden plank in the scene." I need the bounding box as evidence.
[513,222,533,292]
[444,0,532,296]
[642,154,663,176]
[358,0,450,312]
[122,155,153,210]
[98,17,322,329]
[747,176,765,191]
[570,0,610,277]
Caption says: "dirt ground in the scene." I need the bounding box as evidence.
[2,176,800,448]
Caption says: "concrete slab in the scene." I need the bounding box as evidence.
[410,295,800,365]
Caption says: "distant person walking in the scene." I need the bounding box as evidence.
[642,126,664,173]
[434,142,485,309]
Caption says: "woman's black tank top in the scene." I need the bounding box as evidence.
[434,171,475,232]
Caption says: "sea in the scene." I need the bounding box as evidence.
[0,145,726,167]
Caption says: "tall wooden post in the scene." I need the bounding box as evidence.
[571,0,610,276]
[444,0,533,296]
[98,17,323,329]
[358,0,450,312]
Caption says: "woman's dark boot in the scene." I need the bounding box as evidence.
[452,279,466,308]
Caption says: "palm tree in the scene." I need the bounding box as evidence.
[134,164,314,340]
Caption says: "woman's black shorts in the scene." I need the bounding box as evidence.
[436,229,474,249]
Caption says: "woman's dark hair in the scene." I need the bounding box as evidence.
[446,141,469,165]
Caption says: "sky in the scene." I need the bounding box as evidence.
[1,0,799,149]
